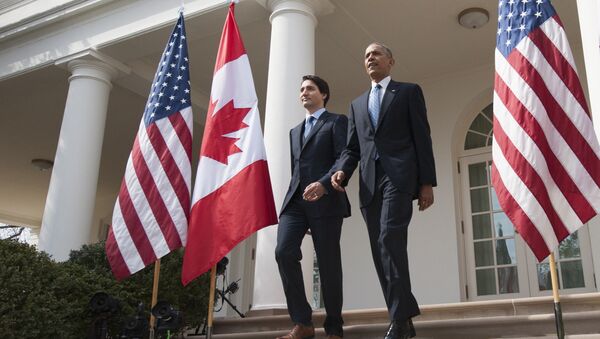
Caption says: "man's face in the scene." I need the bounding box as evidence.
[364,44,394,82]
[300,80,326,111]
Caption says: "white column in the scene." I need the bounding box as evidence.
[577,0,600,130]
[253,0,334,310]
[38,52,126,261]
[576,0,600,292]
[28,227,40,247]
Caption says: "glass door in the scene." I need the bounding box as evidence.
[461,153,530,300]
[460,153,596,301]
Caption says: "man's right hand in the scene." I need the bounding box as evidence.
[331,171,346,192]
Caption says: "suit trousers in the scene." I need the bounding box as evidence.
[275,195,344,336]
[361,161,420,322]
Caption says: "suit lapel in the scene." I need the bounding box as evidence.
[377,81,399,130]
[302,112,328,151]
[291,123,303,158]
[356,91,374,133]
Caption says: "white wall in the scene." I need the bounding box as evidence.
[409,65,495,305]
[577,0,600,294]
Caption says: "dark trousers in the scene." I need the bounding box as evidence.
[361,162,420,322]
[275,196,344,336]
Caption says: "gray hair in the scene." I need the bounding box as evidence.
[368,42,393,58]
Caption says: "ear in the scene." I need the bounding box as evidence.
[389,58,395,67]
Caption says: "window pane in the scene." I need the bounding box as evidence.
[482,104,493,121]
[465,131,488,150]
[473,214,492,240]
[490,187,501,211]
[496,238,516,265]
[498,266,519,294]
[476,269,496,296]
[537,263,556,291]
[470,113,493,135]
[313,250,321,308]
[559,232,581,259]
[493,213,514,237]
[470,188,490,213]
[474,240,494,267]
[561,261,584,289]
[469,162,488,187]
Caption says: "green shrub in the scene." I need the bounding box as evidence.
[0,239,209,338]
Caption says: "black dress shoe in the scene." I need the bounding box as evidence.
[384,319,416,339]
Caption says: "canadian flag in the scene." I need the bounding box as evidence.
[181,3,277,285]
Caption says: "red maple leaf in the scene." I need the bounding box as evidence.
[200,100,250,164]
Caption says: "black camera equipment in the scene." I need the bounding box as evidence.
[216,257,229,275]
[89,292,120,339]
[120,302,148,339]
[194,257,246,335]
[151,300,183,337]
[216,279,245,318]
[213,256,245,318]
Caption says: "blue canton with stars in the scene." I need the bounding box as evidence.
[496,0,556,57]
[143,12,191,126]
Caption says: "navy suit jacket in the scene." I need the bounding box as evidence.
[338,80,437,207]
[280,111,351,218]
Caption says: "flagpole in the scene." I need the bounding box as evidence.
[149,259,161,339]
[205,265,218,339]
[549,253,565,339]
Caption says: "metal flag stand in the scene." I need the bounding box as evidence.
[549,253,565,339]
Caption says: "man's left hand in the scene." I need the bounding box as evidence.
[303,182,326,202]
[418,185,434,211]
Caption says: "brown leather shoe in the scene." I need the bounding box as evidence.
[276,324,315,339]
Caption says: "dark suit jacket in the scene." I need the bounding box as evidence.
[338,80,437,207]
[280,111,351,218]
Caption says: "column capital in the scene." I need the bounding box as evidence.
[55,49,131,87]
[257,0,334,25]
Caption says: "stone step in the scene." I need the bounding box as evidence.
[187,293,600,338]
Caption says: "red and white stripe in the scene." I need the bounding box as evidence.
[107,108,192,280]
[493,15,600,260]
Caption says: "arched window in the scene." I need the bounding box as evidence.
[464,103,493,150]
[458,104,595,301]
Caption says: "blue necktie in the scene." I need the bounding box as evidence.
[368,84,381,128]
[304,116,316,139]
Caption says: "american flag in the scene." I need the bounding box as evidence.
[106,12,192,280]
[493,0,600,261]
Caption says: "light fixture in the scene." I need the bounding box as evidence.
[458,8,489,29]
[31,158,54,171]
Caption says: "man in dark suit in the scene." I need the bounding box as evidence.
[332,43,437,339]
[276,75,350,339]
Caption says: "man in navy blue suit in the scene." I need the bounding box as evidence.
[276,75,350,339]
[332,43,437,339]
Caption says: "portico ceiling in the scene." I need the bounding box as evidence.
[0,0,583,229]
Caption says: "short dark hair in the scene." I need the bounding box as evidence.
[301,75,330,106]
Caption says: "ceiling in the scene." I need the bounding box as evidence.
[0,0,583,227]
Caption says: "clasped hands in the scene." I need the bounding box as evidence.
[303,182,326,202]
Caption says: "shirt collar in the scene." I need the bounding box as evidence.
[372,75,391,92]
[306,107,326,121]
